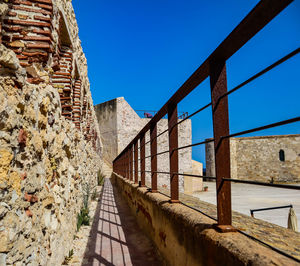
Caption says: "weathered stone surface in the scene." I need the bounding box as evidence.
[0,44,20,70]
[206,135,300,182]
[0,0,103,264]
[0,3,8,17]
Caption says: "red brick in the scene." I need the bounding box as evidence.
[24,192,38,203]
[26,42,50,49]
[25,209,33,217]
[54,72,71,76]
[2,26,24,33]
[33,15,51,22]
[21,172,27,180]
[22,51,47,57]
[18,128,27,145]
[11,48,22,54]
[11,5,52,16]
[7,11,17,17]
[27,77,44,84]
[32,28,52,36]
[30,0,52,5]
[20,62,31,67]
[13,35,51,42]
[4,19,51,28]
[36,3,52,11]
[11,0,33,6]
[17,55,28,60]
[60,97,71,100]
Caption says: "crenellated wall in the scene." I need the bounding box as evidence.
[0,0,103,265]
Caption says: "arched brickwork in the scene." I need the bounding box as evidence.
[0,1,100,151]
[1,0,54,82]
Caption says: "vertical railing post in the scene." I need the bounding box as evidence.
[130,145,133,181]
[123,154,125,177]
[140,133,146,186]
[126,149,130,179]
[150,122,158,192]
[168,103,179,203]
[126,152,128,179]
[134,140,138,184]
[124,152,127,178]
[210,59,235,232]
[128,149,130,179]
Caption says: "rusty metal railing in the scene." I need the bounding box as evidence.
[113,0,299,235]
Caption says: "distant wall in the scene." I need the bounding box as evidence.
[206,135,300,182]
[94,99,118,165]
[95,97,194,192]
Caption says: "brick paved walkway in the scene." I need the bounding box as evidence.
[82,179,163,266]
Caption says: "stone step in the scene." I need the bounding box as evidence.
[101,161,112,178]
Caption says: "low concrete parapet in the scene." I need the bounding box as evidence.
[112,172,298,266]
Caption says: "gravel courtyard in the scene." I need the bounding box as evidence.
[193,182,300,229]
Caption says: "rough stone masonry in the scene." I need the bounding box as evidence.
[0,0,103,265]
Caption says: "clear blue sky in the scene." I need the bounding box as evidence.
[73,0,300,165]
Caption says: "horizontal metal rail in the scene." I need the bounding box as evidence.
[173,139,214,151]
[221,117,300,140]
[216,47,300,105]
[114,0,293,162]
[173,102,212,128]
[223,178,300,190]
[250,205,293,217]
[143,170,217,180]
[113,0,299,260]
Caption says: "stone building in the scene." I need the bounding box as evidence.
[95,97,203,193]
[206,134,300,183]
[0,0,102,264]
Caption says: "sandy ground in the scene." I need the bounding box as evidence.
[193,182,300,229]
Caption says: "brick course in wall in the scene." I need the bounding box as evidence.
[2,0,53,68]
[0,0,100,148]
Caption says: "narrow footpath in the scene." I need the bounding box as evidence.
[82,178,163,266]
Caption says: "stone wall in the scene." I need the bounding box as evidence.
[94,99,117,166]
[0,0,102,265]
[95,97,195,192]
[206,135,300,182]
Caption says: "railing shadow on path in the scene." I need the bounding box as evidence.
[81,178,163,266]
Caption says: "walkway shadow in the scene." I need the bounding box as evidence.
[82,178,163,266]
